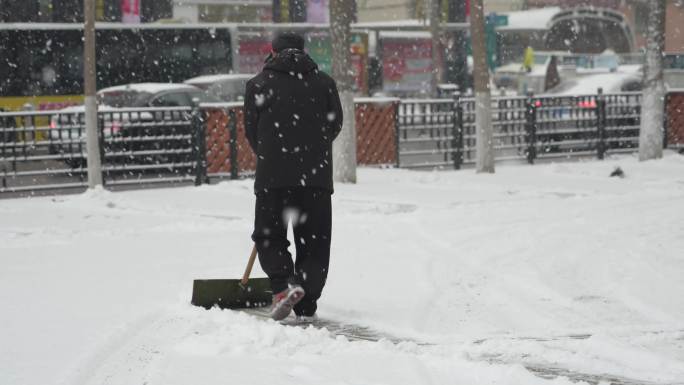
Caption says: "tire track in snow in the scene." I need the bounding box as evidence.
[407,208,684,385]
[404,212,540,334]
[63,308,195,385]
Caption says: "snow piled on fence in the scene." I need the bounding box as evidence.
[1,152,684,385]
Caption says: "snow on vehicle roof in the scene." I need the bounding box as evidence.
[379,31,431,39]
[497,6,561,32]
[354,97,401,104]
[98,83,199,95]
[184,74,255,85]
[575,64,643,75]
[47,104,130,115]
[545,71,641,95]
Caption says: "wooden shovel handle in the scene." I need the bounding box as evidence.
[241,244,258,286]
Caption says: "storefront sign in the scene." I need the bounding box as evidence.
[121,0,140,23]
[382,37,432,93]
[307,0,329,23]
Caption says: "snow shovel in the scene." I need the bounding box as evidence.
[191,245,272,309]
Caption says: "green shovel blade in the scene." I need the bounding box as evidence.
[191,278,272,309]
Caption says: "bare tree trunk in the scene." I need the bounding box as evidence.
[428,0,442,96]
[330,0,357,183]
[639,0,666,161]
[470,0,494,173]
[84,0,102,187]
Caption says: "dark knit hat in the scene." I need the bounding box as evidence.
[271,32,305,52]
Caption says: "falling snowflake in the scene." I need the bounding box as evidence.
[255,94,266,106]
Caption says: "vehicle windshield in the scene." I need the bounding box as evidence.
[208,79,249,101]
[534,54,550,65]
[190,91,223,103]
[97,90,152,107]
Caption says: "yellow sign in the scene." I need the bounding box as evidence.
[0,95,84,141]
[0,95,84,112]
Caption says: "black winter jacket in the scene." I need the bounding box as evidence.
[244,49,343,193]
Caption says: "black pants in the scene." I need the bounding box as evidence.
[252,187,331,316]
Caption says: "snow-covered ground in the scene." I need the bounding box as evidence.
[2,153,684,385]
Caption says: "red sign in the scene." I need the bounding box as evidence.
[382,38,433,93]
[238,37,273,74]
[121,0,140,23]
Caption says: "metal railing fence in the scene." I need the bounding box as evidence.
[98,106,200,187]
[396,99,460,169]
[397,90,648,169]
[1,109,89,193]
[1,106,204,195]
[2,90,682,197]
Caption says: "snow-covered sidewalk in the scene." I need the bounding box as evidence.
[2,153,684,385]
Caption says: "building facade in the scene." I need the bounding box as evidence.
[525,0,620,8]
[483,0,525,13]
[0,0,172,22]
[172,0,273,23]
[619,0,684,52]
[356,0,413,21]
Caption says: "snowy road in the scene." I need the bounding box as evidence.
[2,153,684,385]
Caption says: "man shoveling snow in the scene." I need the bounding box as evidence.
[244,31,343,321]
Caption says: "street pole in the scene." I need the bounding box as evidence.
[470,0,494,173]
[429,0,442,96]
[330,0,357,183]
[445,0,468,92]
[84,0,103,187]
[638,0,666,161]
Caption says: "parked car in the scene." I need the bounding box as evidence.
[97,82,222,107]
[183,74,254,102]
[49,83,221,167]
[536,72,643,154]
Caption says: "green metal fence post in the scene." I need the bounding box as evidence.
[663,92,669,149]
[525,93,537,164]
[596,88,607,160]
[193,104,207,186]
[452,92,464,169]
[394,101,401,168]
[228,108,239,180]
[97,112,106,186]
